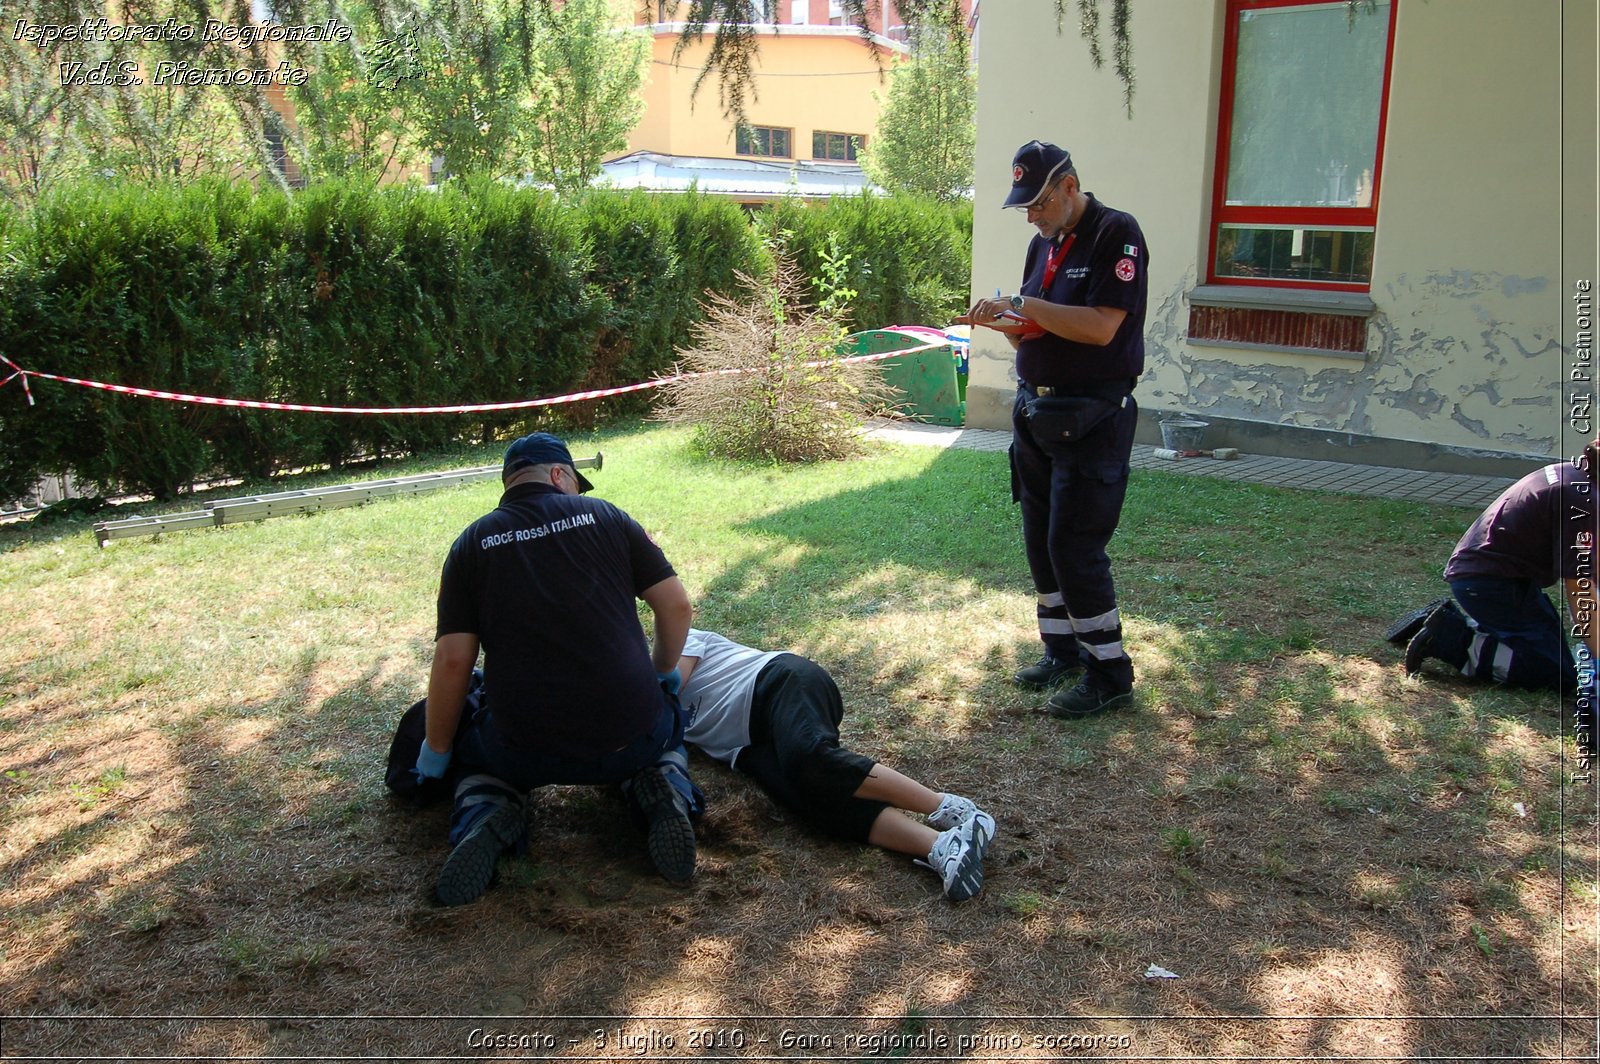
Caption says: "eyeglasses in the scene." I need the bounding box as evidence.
[1026,179,1068,215]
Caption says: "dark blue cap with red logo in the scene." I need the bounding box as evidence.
[1004,140,1073,209]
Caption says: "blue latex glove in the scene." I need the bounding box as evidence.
[414,741,452,783]
[658,667,682,698]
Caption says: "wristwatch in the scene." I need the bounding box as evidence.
[1009,294,1026,313]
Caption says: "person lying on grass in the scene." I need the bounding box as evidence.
[677,628,995,901]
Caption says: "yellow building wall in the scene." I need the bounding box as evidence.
[626,28,898,161]
[967,0,1597,464]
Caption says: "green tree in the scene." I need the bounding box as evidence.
[860,23,974,202]
[285,1,424,183]
[526,0,647,191]
[0,0,96,204]
[400,0,546,178]
[1,0,271,191]
[669,0,1136,120]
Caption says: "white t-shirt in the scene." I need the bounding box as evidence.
[680,629,782,763]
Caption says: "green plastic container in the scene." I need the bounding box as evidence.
[841,329,965,427]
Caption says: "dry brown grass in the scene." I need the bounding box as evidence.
[0,425,1595,1060]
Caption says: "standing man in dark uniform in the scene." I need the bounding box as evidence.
[413,432,700,905]
[966,141,1149,719]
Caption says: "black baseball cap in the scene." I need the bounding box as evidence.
[1003,140,1074,208]
[501,432,594,491]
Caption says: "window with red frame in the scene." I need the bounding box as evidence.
[1209,0,1396,290]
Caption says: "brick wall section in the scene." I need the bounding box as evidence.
[1187,305,1367,353]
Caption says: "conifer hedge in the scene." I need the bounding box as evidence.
[0,181,971,502]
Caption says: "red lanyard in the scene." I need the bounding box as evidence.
[1038,232,1077,293]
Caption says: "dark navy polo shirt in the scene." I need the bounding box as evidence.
[1445,462,1597,587]
[435,481,676,755]
[1015,193,1149,389]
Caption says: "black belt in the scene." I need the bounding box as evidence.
[1020,378,1136,401]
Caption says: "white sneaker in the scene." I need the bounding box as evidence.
[927,792,974,830]
[928,794,996,847]
[917,818,991,902]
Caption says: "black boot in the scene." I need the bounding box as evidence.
[1384,596,1454,645]
[1404,604,1472,677]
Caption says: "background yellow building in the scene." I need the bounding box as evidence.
[608,1,977,201]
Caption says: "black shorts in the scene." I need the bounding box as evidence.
[735,654,885,843]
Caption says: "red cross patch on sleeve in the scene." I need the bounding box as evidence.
[1115,257,1136,282]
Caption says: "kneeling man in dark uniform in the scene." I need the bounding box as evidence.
[413,433,699,904]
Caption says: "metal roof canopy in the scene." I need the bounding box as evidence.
[596,151,877,201]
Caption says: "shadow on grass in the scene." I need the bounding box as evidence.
[0,437,1593,1058]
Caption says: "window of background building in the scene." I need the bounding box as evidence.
[264,125,289,181]
[1209,0,1395,290]
[737,125,792,158]
[812,131,863,161]
[791,0,808,24]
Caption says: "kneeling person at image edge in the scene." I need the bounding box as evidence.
[414,433,701,905]
[1396,440,1600,758]
[677,628,995,901]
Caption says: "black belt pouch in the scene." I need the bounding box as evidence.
[1025,394,1121,445]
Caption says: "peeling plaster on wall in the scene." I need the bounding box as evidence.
[1139,269,1559,455]
[1502,275,1549,298]
[1451,408,1489,437]
[1464,379,1552,409]
[1141,280,1189,384]
[1379,373,1449,418]
[1419,268,1549,300]
[1510,335,1562,360]
[1379,270,1559,452]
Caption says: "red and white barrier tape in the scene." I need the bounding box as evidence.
[0,340,951,415]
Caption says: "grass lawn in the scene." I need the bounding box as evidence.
[0,421,1595,1059]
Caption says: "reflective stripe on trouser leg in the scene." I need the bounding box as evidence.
[1461,631,1571,689]
[1069,604,1131,691]
[448,774,526,850]
[619,741,705,820]
[1037,592,1076,655]
[1012,399,1079,660]
[1070,606,1126,664]
[1462,633,1514,683]
[1048,464,1134,693]
[1450,578,1576,691]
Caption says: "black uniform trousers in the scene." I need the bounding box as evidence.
[1010,385,1137,694]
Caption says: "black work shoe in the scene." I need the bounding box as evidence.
[1013,654,1081,689]
[1045,680,1134,720]
[1403,603,1470,677]
[1384,597,1453,645]
[631,767,696,885]
[436,804,524,907]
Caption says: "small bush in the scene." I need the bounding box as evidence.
[654,257,894,463]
